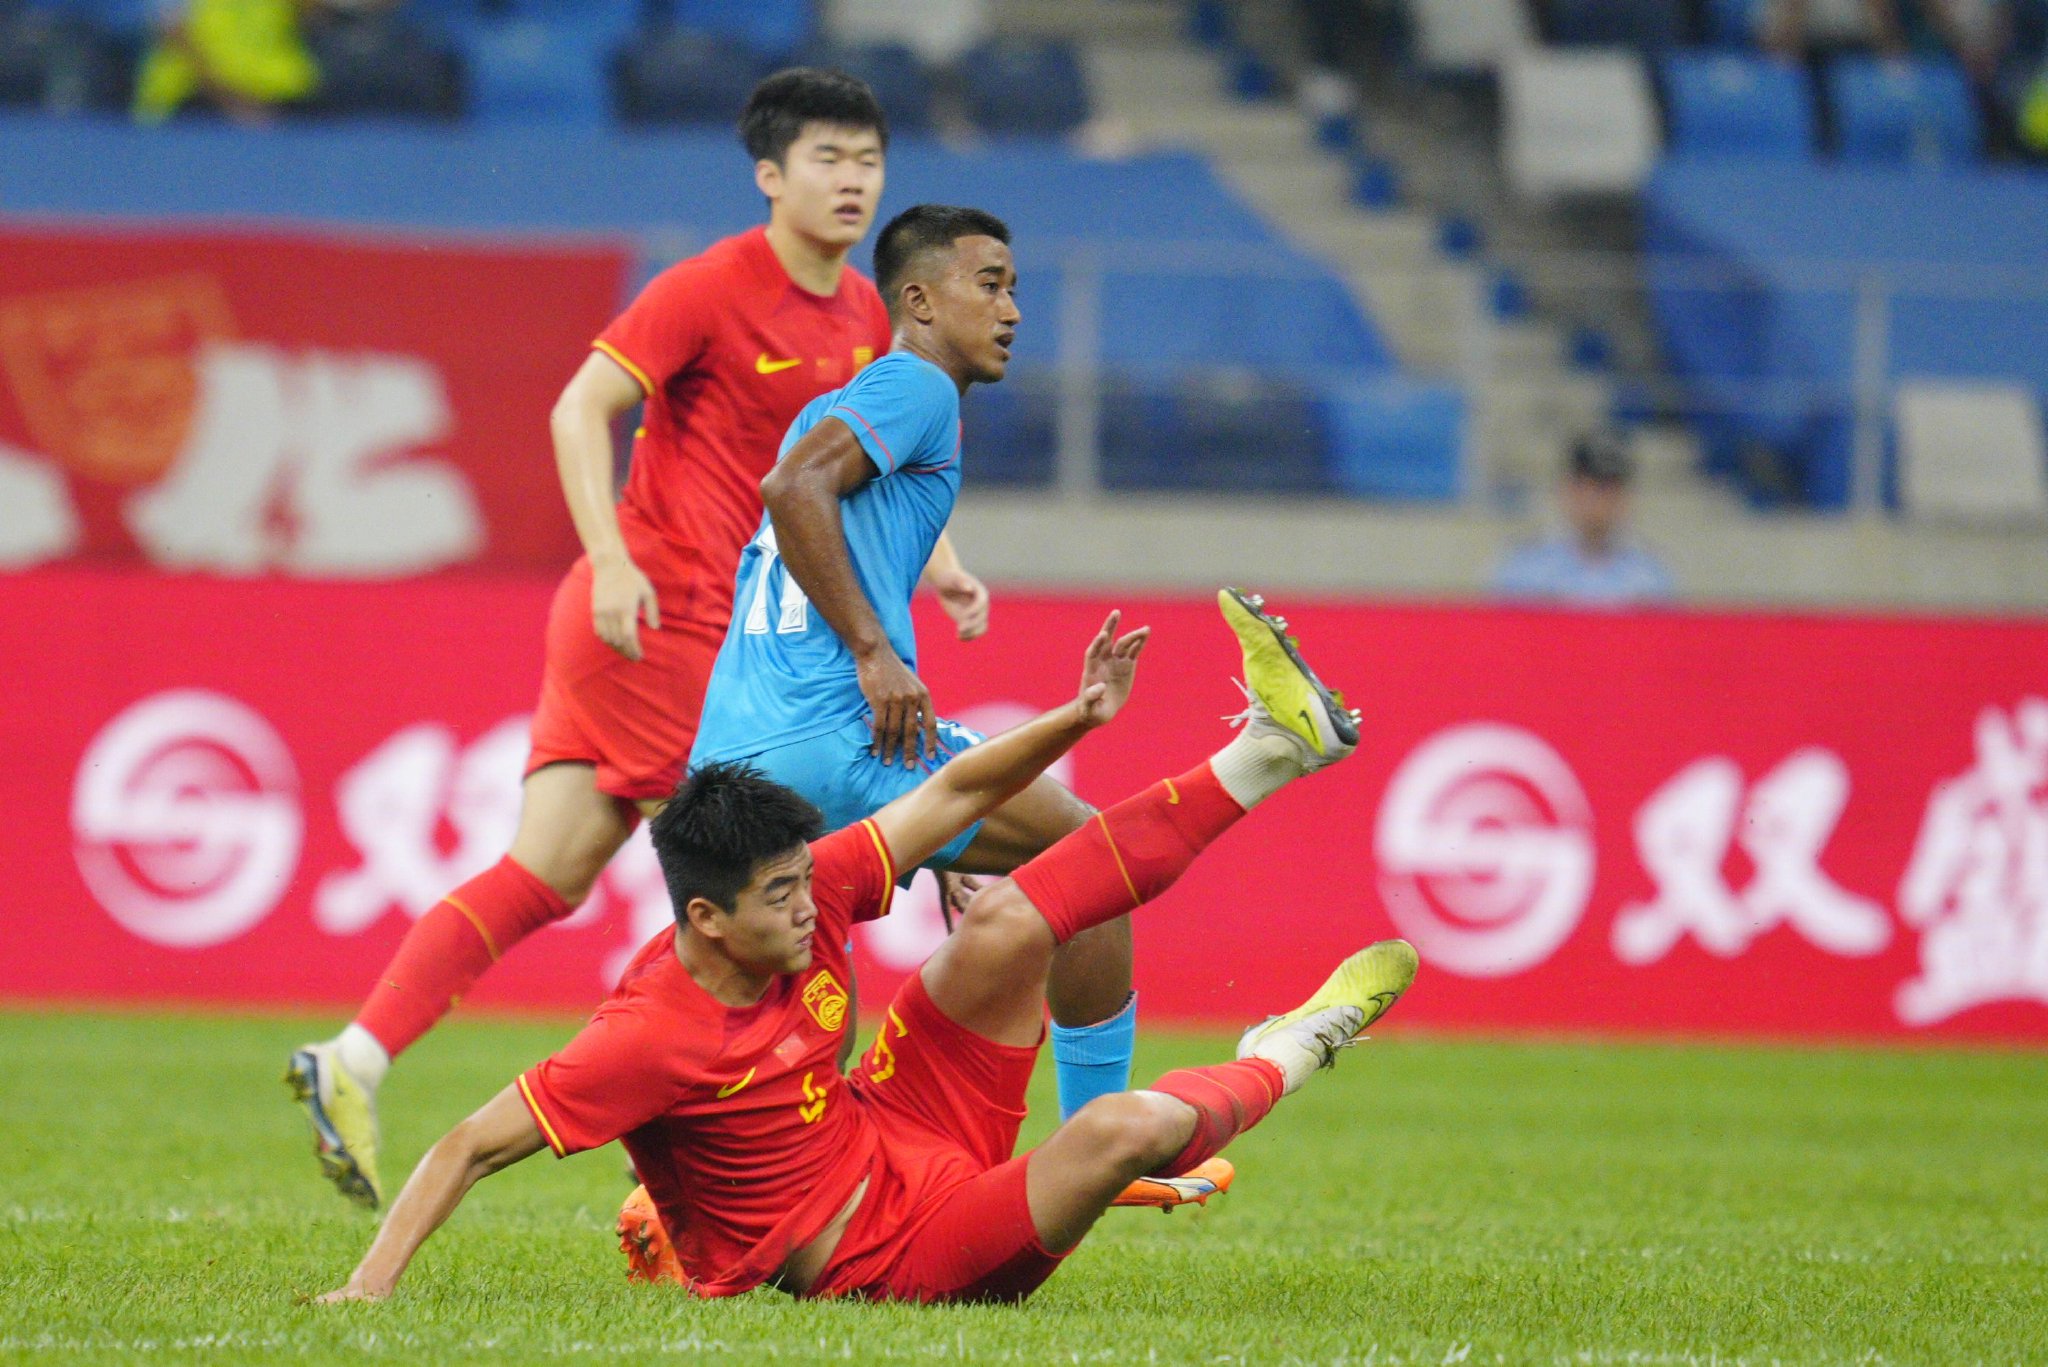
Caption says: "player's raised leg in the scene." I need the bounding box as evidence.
[287,761,640,1208]
[1023,939,1417,1255]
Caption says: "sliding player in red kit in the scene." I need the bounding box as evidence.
[314,592,1418,1307]
[285,68,989,1209]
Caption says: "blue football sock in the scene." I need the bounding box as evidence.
[1050,992,1137,1121]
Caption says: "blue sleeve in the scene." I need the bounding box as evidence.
[824,359,958,478]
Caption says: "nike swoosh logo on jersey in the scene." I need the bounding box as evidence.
[715,1067,757,1098]
[755,353,802,374]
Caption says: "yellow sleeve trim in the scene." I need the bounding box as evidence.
[1093,812,1144,910]
[592,339,655,398]
[517,1075,567,1157]
[859,818,897,920]
[444,894,500,962]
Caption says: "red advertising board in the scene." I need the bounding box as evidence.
[6,567,2045,1042]
[0,222,624,575]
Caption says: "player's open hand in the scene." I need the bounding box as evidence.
[1076,610,1149,728]
[930,567,990,641]
[591,556,660,662]
[857,650,938,768]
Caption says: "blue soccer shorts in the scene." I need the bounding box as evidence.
[741,716,988,870]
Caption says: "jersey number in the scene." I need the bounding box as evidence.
[742,524,813,636]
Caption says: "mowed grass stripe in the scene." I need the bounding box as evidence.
[1,1009,2042,1364]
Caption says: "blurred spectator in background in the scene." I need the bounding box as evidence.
[133,0,395,124]
[1492,432,1676,608]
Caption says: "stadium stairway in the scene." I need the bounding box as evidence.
[995,0,1731,524]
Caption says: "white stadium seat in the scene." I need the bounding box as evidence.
[1408,0,1536,75]
[1895,380,2048,522]
[1501,48,1659,199]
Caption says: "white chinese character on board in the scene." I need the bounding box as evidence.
[1613,748,1890,964]
[1895,699,2048,1025]
[127,343,480,576]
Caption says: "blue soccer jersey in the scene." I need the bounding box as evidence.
[692,351,963,766]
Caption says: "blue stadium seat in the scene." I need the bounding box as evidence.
[795,40,933,134]
[304,11,462,119]
[958,37,1090,136]
[29,0,154,32]
[1703,0,1763,47]
[960,369,1058,488]
[1826,56,1981,164]
[456,17,616,125]
[1660,52,1815,159]
[1324,380,1465,500]
[615,24,767,125]
[1101,374,1334,495]
[0,7,126,112]
[662,0,810,60]
[1545,0,1688,51]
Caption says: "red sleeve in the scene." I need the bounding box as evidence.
[517,1002,681,1157]
[866,286,893,358]
[592,257,718,399]
[810,818,898,935]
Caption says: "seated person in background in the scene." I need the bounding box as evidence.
[1491,432,1676,610]
[133,0,392,124]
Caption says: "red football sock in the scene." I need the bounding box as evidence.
[1010,761,1246,944]
[353,856,570,1058]
[1148,1059,1285,1177]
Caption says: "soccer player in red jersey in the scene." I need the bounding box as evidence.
[314,593,1418,1306]
[286,68,989,1209]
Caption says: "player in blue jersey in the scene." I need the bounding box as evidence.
[691,205,1221,1210]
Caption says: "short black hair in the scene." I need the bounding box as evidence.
[739,67,888,165]
[872,204,1013,309]
[649,762,825,917]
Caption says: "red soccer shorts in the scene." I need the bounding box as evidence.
[807,972,1066,1305]
[525,553,726,803]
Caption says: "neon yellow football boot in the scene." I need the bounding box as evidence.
[285,1043,383,1209]
[1236,940,1419,1094]
[1217,587,1359,770]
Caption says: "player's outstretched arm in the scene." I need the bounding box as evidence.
[871,612,1147,871]
[761,417,937,768]
[314,1085,546,1303]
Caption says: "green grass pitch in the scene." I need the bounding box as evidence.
[2,1008,2044,1364]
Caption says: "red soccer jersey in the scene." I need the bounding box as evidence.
[592,226,893,626]
[518,819,901,1297]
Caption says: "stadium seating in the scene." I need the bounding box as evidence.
[1702,0,1762,47]
[1101,373,1334,495]
[664,0,811,59]
[303,10,461,120]
[1407,0,1536,75]
[957,37,1090,136]
[1825,56,1981,165]
[0,7,126,113]
[455,16,617,125]
[794,40,934,134]
[1894,380,2048,520]
[1660,52,1816,160]
[1501,47,1659,197]
[615,25,768,127]
[1646,160,2048,508]
[1542,0,1689,52]
[1325,379,1466,500]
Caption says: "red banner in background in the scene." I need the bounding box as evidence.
[0,223,622,576]
[6,567,2046,1042]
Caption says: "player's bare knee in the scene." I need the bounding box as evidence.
[1067,1093,1187,1174]
[956,880,1052,954]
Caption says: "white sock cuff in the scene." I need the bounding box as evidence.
[335,1024,391,1093]
[1208,731,1302,811]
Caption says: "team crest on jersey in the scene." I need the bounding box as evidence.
[852,345,875,370]
[801,969,848,1032]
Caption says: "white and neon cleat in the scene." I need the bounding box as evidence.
[285,1043,383,1209]
[1217,587,1359,773]
[1111,1157,1236,1213]
[1236,939,1419,1094]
